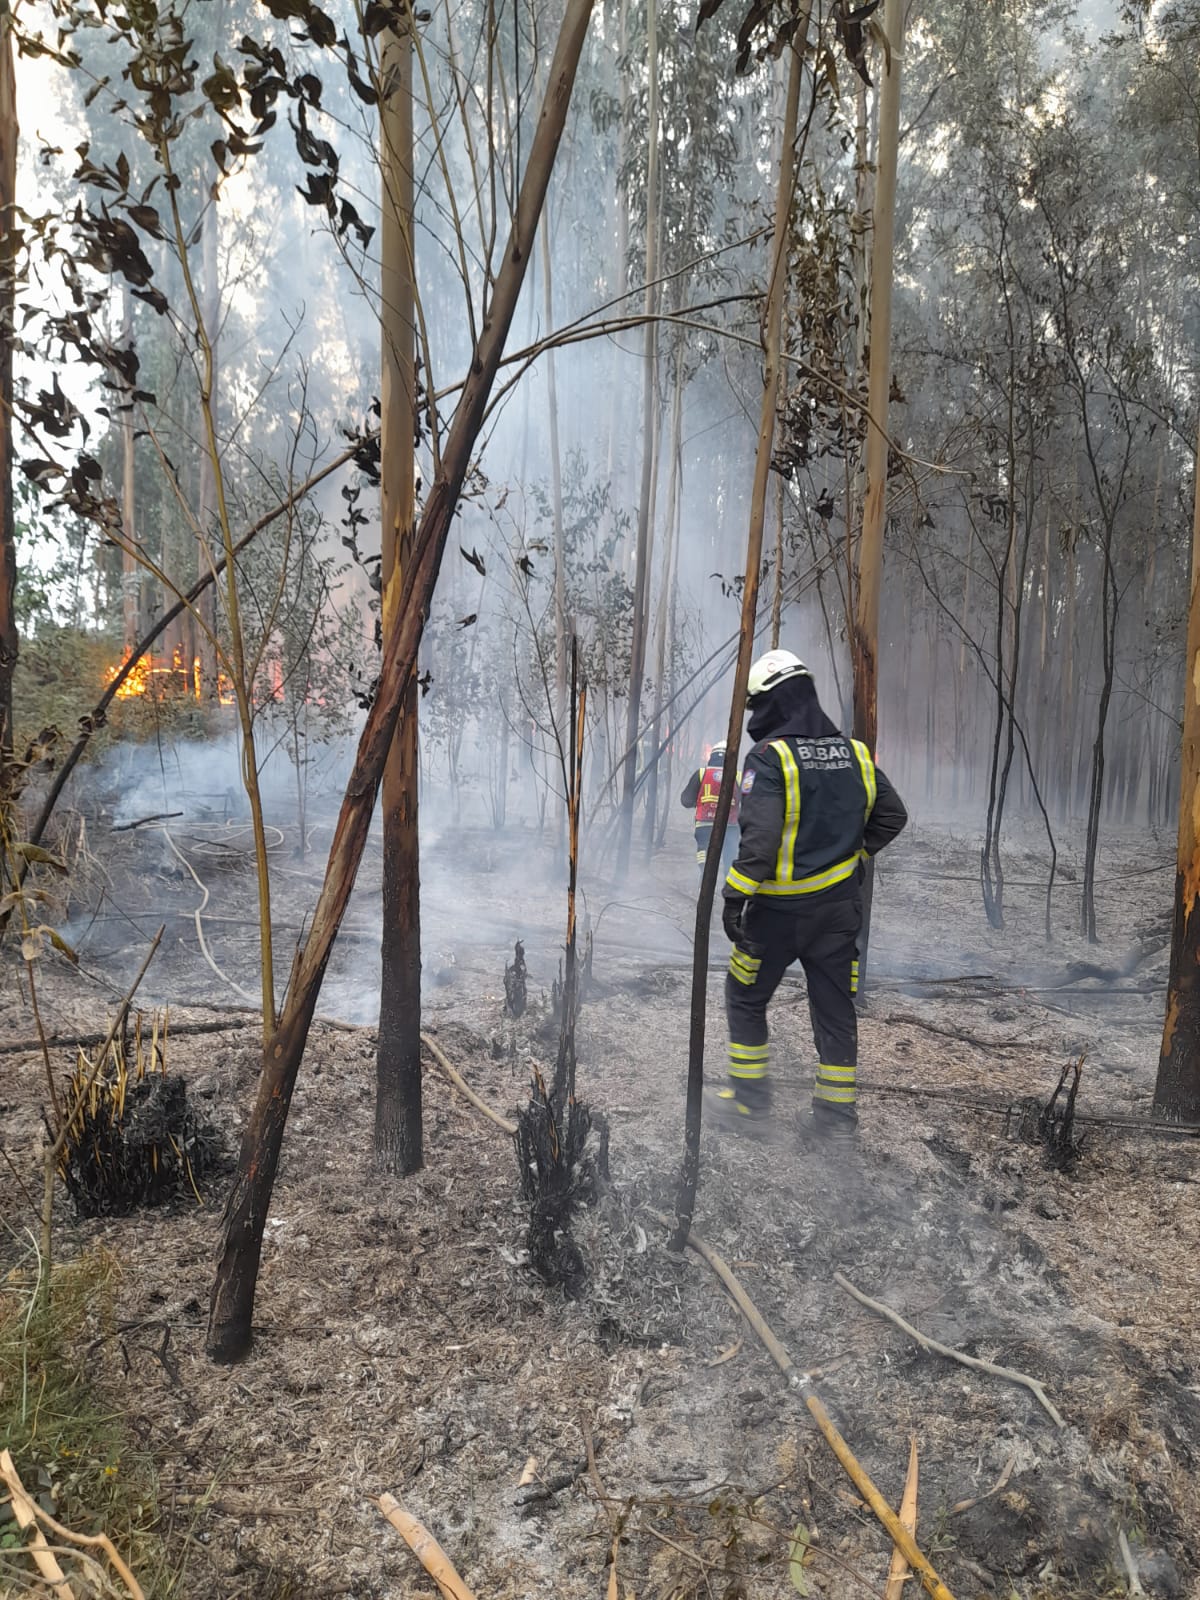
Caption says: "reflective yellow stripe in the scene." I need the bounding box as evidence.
[769,739,801,884]
[729,950,761,972]
[813,1083,857,1103]
[756,853,862,897]
[730,1058,767,1080]
[725,867,759,897]
[817,1063,856,1079]
[851,740,877,820]
[850,958,859,995]
[729,1042,768,1060]
[697,850,708,863]
[728,961,755,987]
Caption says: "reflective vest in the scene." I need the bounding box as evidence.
[725,735,876,899]
[695,764,740,825]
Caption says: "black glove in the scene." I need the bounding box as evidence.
[722,895,748,944]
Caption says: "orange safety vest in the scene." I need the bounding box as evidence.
[695,764,740,825]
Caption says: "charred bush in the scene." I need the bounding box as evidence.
[58,1039,226,1218]
[1006,1055,1086,1171]
[514,1068,609,1297]
[504,939,527,1018]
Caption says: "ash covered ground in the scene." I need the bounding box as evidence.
[2,784,1199,1600]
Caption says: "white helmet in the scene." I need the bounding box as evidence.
[709,738,727,754]
[747,648,811,703]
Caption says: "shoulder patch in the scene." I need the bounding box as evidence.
[741,770,755,795]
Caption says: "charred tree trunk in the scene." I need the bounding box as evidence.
[1081,534,1118,943]
[207,0,596,1361]
[644,343,683,859]
[1155,416,1200,1121]
[539,173,568,784]
[119,285,140,653]
[0,0,15,758]
[614,0,659,880]
[850,0,904,984]
[376,6,423,1176]
[674,23,806,1247]
[195,184,221,701]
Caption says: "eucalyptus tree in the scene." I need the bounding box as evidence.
[0,0,15,757]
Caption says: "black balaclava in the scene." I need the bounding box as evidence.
[747,673,841,744]
[709,746,725,768]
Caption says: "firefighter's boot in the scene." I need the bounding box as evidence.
[798,1103,859,1146]
[706,1079,773,1140]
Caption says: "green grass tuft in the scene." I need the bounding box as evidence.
[0,1242,180,1596]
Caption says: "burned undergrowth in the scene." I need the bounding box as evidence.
[1,820,1197,1599]
[57,1021,228,1219]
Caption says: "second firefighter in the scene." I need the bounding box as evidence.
[680,739,741,874]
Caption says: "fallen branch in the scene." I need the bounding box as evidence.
[644,1211,957,1600]
[1118,1529,1146,1596]
[949,1452,1014,1516]
[645,1207,795,1373]
[198,1002,373,1036]
[376,1493,477,1600]
[0,1449,77,1600]
[2,1448,143,1598]
[421,1032,517,1135]
[111,811,184,832]
[833,1272,1065,1429]
[581,1413,621,1600]
[885,1437,918,1600]
[856,1080,1200,1139]
[881,1014,1033,1053]
[0,1018,251,1057]
[513,1459,588,1507]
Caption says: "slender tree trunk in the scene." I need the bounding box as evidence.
[674,25,806,1246]
[644,344,683,858]
[771,472,785,648]
[119,286,140,652]
[601,0,630,556]
[851,73,871,382]
[615,0,659,878]
[1155,416,1200,1120]
[494,696,509,828]
[194,184,221,701]
[982,261,1023,930]
[1060,540,1077,820]
[850,0,903,981]
[0,0,16,757]
[207,0,596,1361]
[1081,534,1117,942]
[657,524,681,851]
[539,191,568,778]
[376,6,423,1176]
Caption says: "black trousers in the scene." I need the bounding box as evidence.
[724,893,861,1120]
[694,823,739,872]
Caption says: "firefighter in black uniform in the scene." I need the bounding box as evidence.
[680,740,740,873]
[715,649,908,1141]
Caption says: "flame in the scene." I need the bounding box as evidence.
[105,647,204,702]
[105,649,246,708]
